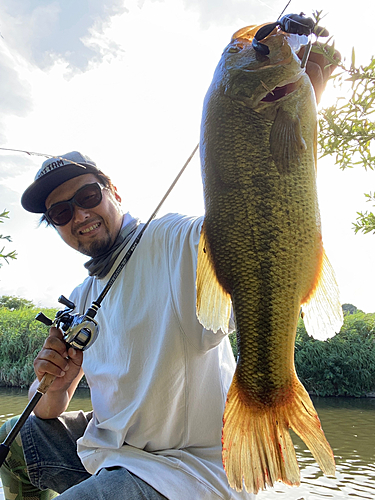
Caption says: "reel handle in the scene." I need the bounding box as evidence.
[58,295,75,309]
[35,312,53,326]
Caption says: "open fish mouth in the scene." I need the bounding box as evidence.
[261,81,299,102]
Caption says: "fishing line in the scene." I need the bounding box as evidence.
[300,40,312,68]
[0,147,97,170]
[254,0,281,15]
[93,143,199,307]
[277,0,291,20]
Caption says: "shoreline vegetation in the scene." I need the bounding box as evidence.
[0,297,375,396]
[0,297,89,389]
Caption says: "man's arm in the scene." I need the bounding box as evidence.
[29,327,84,419]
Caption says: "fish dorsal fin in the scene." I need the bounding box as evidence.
[270,107,306,174]
[301,250,343,340]
[196,223,232,334]
[231,25,258,42]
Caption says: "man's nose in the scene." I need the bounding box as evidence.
[73,206,91,223]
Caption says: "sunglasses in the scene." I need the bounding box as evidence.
[45,182,104,226]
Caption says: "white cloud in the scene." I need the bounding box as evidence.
[0,51,32,116]
[0,0,375,315]
[0,0,128,72]
[181,0,277,29]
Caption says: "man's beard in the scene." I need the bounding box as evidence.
[77,232,113,258]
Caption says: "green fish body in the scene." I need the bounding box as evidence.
[196,25,343,494]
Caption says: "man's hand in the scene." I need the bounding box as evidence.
[299,44,340,103]
[33,326,83,392]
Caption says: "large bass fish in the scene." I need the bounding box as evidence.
[196,24,343,494]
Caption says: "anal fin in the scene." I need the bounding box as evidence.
[301,250,343,340]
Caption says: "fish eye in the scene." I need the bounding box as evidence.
[227,44,243,53]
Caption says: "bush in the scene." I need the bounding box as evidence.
[0,306,88,388]
[295,312,375,397]
[229,332,238,359]
[0,307,57,387]
[2,301,375,395]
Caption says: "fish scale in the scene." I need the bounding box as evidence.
[196,23,343,494]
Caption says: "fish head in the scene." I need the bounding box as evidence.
[203,23,318,174]
[213,24,312,118]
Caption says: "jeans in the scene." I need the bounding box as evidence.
[0,412,167,500]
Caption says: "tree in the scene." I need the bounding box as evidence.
[342,303,358,315]
[316,43,375,234]
[0,295,35,310]
[295,311,375,397]
[0,210,16,267]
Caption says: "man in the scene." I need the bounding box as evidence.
[2,152,254,500]
[0,49,336,500]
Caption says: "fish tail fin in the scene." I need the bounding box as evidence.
[288,380,336,477]
[222,373,335,494]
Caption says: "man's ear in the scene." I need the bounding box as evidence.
[113,186,122,203]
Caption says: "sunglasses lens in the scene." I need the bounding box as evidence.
[75,184,102,209]
[48,203,74,226]
[47,183,103,226]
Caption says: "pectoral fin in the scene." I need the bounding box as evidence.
[301,250,343,340]
[196,223,232,334]
[270,107,306,174]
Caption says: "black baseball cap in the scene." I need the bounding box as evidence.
[21,151,101,213]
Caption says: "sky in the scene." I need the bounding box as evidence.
[0,0,375,314]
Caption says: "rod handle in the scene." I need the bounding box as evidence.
[37,373,56,394]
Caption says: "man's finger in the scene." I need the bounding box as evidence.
[298,44,340,103]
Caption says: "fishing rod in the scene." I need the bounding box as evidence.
[0,143,199,467]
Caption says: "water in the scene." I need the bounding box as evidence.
[257,397,375,499]
[0,387,92,500]
[0,387,92,425]
[0,390,374,499]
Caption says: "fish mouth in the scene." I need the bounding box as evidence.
[261,81,299,102]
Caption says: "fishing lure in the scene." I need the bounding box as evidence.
[252,13,328,56]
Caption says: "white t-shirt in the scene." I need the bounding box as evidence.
[70,213,254,500]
